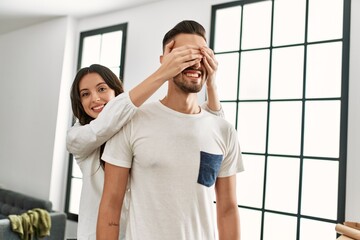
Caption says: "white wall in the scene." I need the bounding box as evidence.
[0,0,358,238]
[0,17,74,201]
[346,0,360,222]
[49,17,77,213]
[77,0,229,102]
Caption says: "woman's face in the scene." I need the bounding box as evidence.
[79,73,115,119]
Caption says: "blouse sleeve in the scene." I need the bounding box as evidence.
[66,92,137,161]
[200,102,225,118]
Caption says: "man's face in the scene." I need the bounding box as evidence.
[172,33,207,93]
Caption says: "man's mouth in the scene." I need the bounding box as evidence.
[183,70,202,78]
[185,72,200,78]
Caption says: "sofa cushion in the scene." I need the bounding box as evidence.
[0,188,52,219]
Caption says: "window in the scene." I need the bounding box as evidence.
[210,0,350,239]
[65,23,127,221]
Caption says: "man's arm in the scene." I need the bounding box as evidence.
[215,175,241,240]
[97,163,130,240]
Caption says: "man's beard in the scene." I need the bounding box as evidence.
[173,73,204,93]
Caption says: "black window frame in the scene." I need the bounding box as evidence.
[64,22,127,221]
[210,0,350,238]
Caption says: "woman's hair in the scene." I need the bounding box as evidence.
[70,64,124,171]
[70,64,124,125]
[162,20,207,52]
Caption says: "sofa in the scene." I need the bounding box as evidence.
[0,187,66,240]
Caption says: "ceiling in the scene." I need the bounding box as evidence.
[0,0,162,35]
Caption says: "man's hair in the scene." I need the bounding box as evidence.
[162,20,207,51]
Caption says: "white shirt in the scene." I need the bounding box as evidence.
[66,92,137,240]
[103,101,244,240]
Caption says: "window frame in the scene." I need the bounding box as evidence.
[210,0,350,238]
[64,23,128,221]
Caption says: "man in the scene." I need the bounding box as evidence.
[97,20,244,240]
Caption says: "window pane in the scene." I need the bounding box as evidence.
[100,31,123,68]
[308,0,344,42]
[239,208,262,240]
[300,218,337,240]
[265,156,300,213]
[242,1,272,49]
[271,46,304,99]
[264,213,297,240]
[273,0,306,46]
[81,35,101,67]
[306,42,342,98]
[214,6,241,52]
[110,67,121,79]
[72,160,82,178]
[237,154,265,208]
[69,178,82,214]
[239,50,269,100]
[301,159,339,220]
[268,101,302,155]
[211,0,349,238]
[237,102,268,153]
[303,100,340,158]
[221,102,237,128]
[216,53,239,100]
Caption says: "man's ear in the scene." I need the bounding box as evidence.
[160,55,164,63]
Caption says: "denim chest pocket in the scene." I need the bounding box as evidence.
[197,151,223,187]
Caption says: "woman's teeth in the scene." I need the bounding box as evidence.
[93,105,103,110]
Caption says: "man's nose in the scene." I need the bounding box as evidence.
[192,61,201,69]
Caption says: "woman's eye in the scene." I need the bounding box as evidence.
[99,87,107,92]
[81,92,89,98]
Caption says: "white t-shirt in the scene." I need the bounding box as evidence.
[66,92,137,240]
[103,101,244,240]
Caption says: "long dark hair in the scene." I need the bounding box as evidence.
[70,64,124,169]
[70,64,124,125]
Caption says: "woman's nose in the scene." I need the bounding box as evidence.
[92,93,100,102]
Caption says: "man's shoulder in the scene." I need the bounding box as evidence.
[202,111,236,131]
[203,110,230,123]
[131,101,161,122]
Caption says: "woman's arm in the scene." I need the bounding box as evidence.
[67,41,204,159]
[129,40,204,107]
[200,46,224,117]
[206,81,221,112]
[66,92,137,160]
